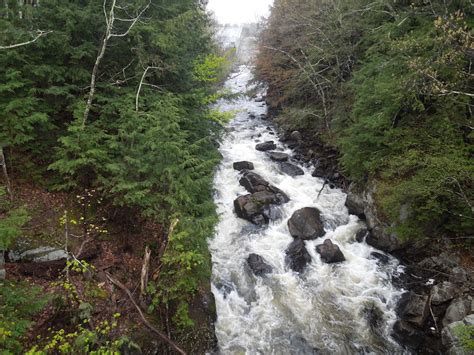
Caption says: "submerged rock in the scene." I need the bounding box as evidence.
[247,253,272,276]
[256,141,276,151]
[285,239,312,273]
[370,251,390,264]
[279,162,304,176]
[315,239,345,264]
[355,228,369,242]
[287,207,325,240]
[267,151,289,162]
[233,161,254,171]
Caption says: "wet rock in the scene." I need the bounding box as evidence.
[315,239,345,264]
[290,131,302,143]
[234,172,289,226]
[398,291,430,327]
[287,141,298,149]
[363,304,384,336]
[267,151,289,162]
[345,186,365,218]
[287,207,325,240]
[279,162,304,176]
[233,161,254,171]
[239,171,289,203]
[370,251,390,264]
[285,239,312,273]
[442,296,472,327]
[247,253,272,276]
[256,141,276,151]
[366,230,400,254]
[259,114,268,120]
[355,228,369,243]
[248,113,256,119]
[442,314,474,353]
[431,282,460,305]
[392,320,424,350]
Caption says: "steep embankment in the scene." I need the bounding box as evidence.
[255,0,473,353]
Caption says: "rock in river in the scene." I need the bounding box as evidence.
[285,239,312,273]
[288,207,325,240]
[256,141,276,151]
[315,239,345,264]
[247,253,272,276]
[267,151,289,162]
[279,162,304,176]
[239,171,289,202]
[233,161,254,171]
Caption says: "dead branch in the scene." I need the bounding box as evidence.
[106,273,187,355]
[0,30,52,50]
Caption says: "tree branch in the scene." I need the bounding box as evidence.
[0,30,52,50]
[106,273,187,355]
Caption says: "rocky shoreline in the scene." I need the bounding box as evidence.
[259,107,473,354]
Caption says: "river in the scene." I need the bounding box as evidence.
[209,65,407,354]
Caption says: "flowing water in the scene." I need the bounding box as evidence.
[209,65,406,354]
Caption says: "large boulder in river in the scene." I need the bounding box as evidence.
[233,161,254,171]
[288,207,325,240]
[267,151,288,162]
[247,253,272,276]
[234,192,281,225]
[315,239,345,264]
[285,239,312,273]
[256,141,276,151]
[279,162,304,176]
[239,171,289,202]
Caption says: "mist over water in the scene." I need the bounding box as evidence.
[209,65,407,354]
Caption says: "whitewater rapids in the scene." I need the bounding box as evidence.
[209,66,405,354]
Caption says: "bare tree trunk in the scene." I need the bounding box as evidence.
[0,147,13,199]
[136,66,161,111]
[140,246,151,296]
[82,0,150,127]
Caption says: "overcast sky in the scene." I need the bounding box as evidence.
[207,0,274,24]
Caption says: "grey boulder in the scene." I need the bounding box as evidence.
[315,239,345,264]
[288,207,325,240]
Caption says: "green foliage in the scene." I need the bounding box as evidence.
[452,324,474,352]
[0,282,49,354]
[258,0,473,241]
[0,189,30,249]
[26,313,139,354]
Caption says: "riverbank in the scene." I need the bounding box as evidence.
[266,106,474,354]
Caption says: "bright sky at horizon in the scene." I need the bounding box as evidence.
[207,0,274,24]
